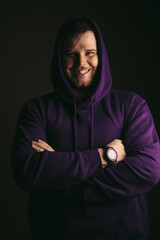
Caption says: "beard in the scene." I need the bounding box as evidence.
[70,67,98,89]
[67,69,99,98]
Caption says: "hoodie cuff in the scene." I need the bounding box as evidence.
[79,149,103,178]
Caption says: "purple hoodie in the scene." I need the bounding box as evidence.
[12,15,160,240]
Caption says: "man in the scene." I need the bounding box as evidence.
[12,15,160,240]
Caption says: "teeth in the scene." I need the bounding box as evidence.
[78,69,90,74]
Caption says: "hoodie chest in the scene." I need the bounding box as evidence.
[46,102,124,151]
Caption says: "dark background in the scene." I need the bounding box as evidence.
[1,0,160,239]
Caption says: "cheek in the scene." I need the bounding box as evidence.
[90,56,98,69]
[63,57,73,70]
[65,59,74,70]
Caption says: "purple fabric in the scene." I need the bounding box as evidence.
[12,15,160,240]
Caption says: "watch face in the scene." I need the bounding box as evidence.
[107,148,117,160]
[103,146,117,166]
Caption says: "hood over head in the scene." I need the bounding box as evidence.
[51,15,112,105]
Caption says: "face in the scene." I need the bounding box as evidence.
[62,31,98,92]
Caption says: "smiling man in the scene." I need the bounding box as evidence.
[12,16,160,240]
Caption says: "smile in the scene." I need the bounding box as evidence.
[74,69,91,76]
[78,69,90,74]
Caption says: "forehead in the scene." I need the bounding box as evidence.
[62,31,97,51]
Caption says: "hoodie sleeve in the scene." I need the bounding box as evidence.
[83,96,160,202]
[11,101,102,191]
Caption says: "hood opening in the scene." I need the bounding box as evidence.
[51,15,112,106]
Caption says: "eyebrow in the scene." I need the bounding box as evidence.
[85,49,97,51]
[66,49,97,52]
[63,49,97,54]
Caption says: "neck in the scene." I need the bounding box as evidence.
[76,88,92,99]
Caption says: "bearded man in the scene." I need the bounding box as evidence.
[12,15,160,240]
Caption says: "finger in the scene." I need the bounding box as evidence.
[32,143,44,152]
[32,141,49,150]
[37,139,52,148]
[38,139,51,147]
[32,141,55,152]
[38,139,55,151]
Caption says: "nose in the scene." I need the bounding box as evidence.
[75,53,87,67]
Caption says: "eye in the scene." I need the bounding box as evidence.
[66,52,75,58]
[86,51,95,57]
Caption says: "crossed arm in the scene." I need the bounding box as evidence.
[12,97,160,197]
[32,138,127,168]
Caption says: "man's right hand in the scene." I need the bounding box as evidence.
[98,139,126,168]
[32,139,55,152]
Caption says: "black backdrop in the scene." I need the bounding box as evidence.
[1,1,160,239]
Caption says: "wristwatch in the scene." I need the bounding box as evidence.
[103,146,117,166]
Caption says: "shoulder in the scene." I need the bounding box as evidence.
[28,91,56,105]
[23,91,57,111]
[109,89,143,102]
[18,91,57,120]
[108,89,146,108]
[104,89,149,120]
